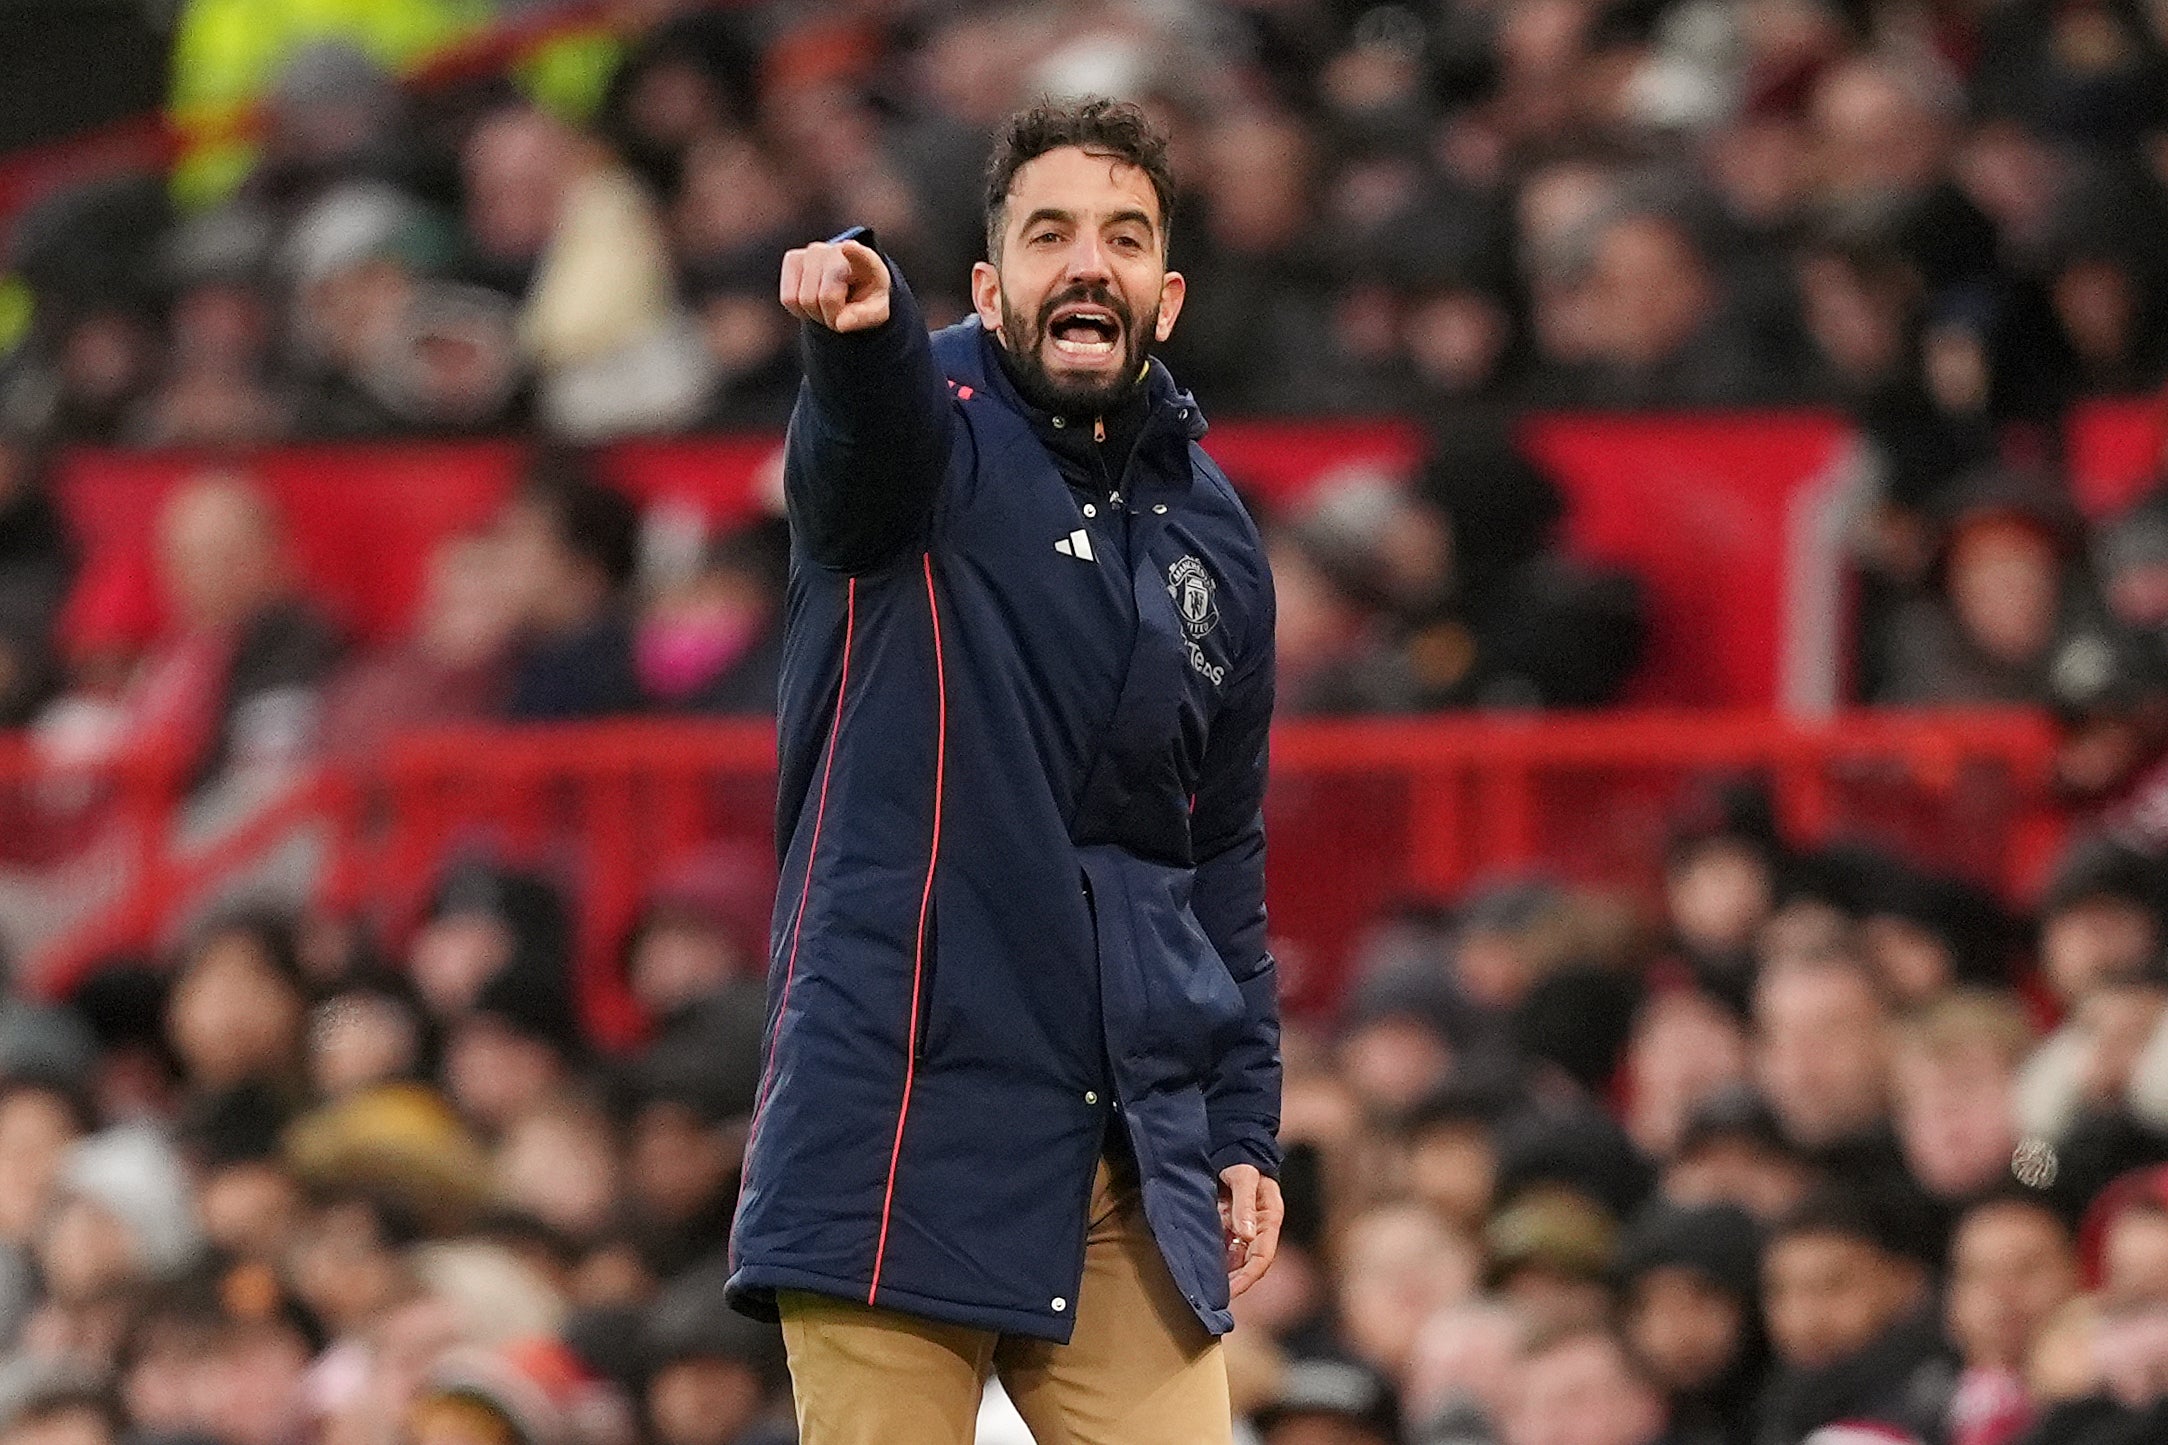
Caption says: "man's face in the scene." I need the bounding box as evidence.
[1754,962,1891,1148]
[1627,1266,1746,1392]
[1891,1041,2018,1200]
[1764,1232,1917,1370]
[1665,836,1769,961]
[972,145,1185,415]
[647,1358,765,1445]
[1504,1335,1666,1445]
[2104,1207,2168,1310]
[2041,896,2157,1005]
[1334,1204,1481,1378]
[1947,1202,2076,1371]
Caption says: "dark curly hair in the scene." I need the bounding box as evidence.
[983,96,1175,261]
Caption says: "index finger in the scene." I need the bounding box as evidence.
[836,238,883,283]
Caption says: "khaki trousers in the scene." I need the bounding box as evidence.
[778,1151,1231,1445]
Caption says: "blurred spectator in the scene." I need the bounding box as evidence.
[596,15,760,200]
[492,1093,617,1243]
[404,1338,626,1445]
[281,183,473,439]
[1403,1298,1524,1444]
[1876,473,2095,707]
[164,910,310,1101]
[1499,1323,1667,1445]
[182,1090,308,1264]
[0,1370,120,1445]
[133,207,292,448]
[2097,490,2168,647]
[1807,56,1997,306]
[2013,970,2168,1179]
[317,531,520,757]
[308,971,436,1100]
[2033,844,2164,1009]
[1890,990,2035,1204]
[1756,1191,1953,1444]
[490,454,642,721]
[615,1061,745,1282]
[166,7,478,206]
[1753,953,1894,1153]
[115,471,341,790]
[1617,1201,1767,1445]
[1944,1194,2079,1445]
[1274,435,1642,712]
[1155,105,1339,413]
[27,1124,204,1359]
[1536,202,1784,407]
[406,861,576,1034]
[1663,1088,1816,1223]
[1254,1355,1401,1445]
[2037,192,2168,397]
[461,101,711,439]
[1392,1083,1507,1241]
[442,965,583,1138]
[682,254,800,427]
[1484,1186,1619,1334]
[1662,787,1785,1015]
[1856,864,2018,1003]
[1333,1201,1483,1382]
[637,1261,791,1445]
[633,523,784,715]
[1623,990,1753,1161]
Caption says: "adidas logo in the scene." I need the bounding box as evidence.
[1054,529,1096,562]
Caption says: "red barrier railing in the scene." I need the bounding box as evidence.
[5,711,2067,1037]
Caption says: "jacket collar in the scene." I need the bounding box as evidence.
[936,317,1209,455]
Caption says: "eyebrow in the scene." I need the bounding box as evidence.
[1016,207,1160,238]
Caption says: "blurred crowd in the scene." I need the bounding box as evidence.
[4,3,2168,1445]
[1157,770,2168,1445]
[14,743,2168,1445]
[5,0,2168,720]
[8,0,2168,439]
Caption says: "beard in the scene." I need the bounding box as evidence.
[998,281,1152,416]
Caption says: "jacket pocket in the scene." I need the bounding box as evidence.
[913,898,938,1063]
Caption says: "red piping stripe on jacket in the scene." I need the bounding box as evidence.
[870,555,947,1303]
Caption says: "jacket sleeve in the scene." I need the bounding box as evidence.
[784,233,954,574]
[1189,574,1281,1179]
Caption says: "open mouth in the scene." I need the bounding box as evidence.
[1047,303,1122,363]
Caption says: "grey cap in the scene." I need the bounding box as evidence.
[57,1124,203,1281]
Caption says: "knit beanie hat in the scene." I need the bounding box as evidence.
[1616,1200,1762,1304]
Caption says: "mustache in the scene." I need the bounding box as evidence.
[1035,283,1133,337]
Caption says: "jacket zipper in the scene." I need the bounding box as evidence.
[1090,416,1125,518]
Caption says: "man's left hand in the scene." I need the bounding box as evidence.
[1218,1163,1283,1299]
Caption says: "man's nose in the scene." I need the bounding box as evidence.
[1064,234,1112,284]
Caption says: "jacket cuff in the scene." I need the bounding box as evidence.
[1209,1136,1281,1180]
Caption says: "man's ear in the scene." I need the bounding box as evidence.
[972,261,1003,339]
[1153,271,1186,343]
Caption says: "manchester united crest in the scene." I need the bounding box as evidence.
[1167,555,1219,640]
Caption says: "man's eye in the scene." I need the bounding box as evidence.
[1030,231,1062,245]
[1113,235,1144,250]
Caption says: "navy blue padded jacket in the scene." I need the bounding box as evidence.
[727,246,1280,1342]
